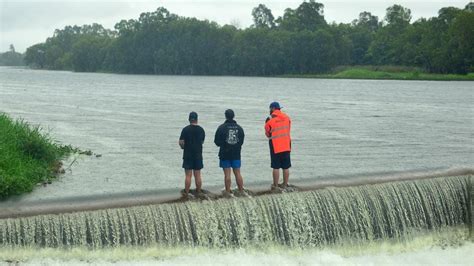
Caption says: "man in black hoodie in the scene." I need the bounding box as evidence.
[214,109,245,195]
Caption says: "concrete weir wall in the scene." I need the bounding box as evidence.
[0,167,472,220]
[0,170,471,248]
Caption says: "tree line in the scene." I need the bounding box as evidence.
[0,45,24,66]
[23,1,474,75]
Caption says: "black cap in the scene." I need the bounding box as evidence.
[225,109,234,120]
[189,111,198,122]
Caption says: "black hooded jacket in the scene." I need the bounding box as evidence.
[214,120,245,160]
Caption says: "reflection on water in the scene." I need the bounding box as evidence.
[0,67,473,201]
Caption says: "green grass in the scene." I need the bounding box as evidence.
[0,113,76,199]
[281,66,474,81]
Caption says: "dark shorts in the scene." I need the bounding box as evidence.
[182,159,203,170]
[220,160,241,169]
[271,151,291,169]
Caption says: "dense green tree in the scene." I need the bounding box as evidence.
[353,11,379,32]
[293,29,336,73]
[23,2,473,75]
[466,2,474,11]
[252,4,275,29]
[232,28,271,75]
[24,23,114,70]
[444,10,474,73]
[72,35,111,72]
[367,5,412,65]
[345,12,380,64]
[385,4,412,27]
[24,43,47,68]
[276,1,327,31]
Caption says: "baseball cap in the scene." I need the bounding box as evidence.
[269,102,282,109]
[189,111,198,121]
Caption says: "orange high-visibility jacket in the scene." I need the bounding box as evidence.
[265,109,291,154]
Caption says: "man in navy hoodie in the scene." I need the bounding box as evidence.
[214,109,245,196]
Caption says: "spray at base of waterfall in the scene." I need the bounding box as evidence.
[0,226,471,265]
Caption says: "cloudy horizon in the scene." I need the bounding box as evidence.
[0,0,469,53]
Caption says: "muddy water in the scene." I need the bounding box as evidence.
[0,67,473,201]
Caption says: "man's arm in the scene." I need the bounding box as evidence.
[214,126,223,147]
[201,128,205,144]
[239,125,245,146]
[264,119,272,138]
[179,129,185,149]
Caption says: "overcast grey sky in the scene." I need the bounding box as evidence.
[0,0,469,52]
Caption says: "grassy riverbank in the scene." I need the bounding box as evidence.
[0,113,75,198]
[282,66,474,81]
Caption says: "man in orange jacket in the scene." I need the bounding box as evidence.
[265,102,291,190]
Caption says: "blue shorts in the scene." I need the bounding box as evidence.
[220,160,241,169]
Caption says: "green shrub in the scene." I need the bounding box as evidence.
[0,113,75,198]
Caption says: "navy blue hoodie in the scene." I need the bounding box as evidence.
[214,120,245,160]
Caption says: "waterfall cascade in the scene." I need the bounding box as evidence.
[0,175,471,248]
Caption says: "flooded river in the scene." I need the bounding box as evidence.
[0,67,472,200]
[1,67,473,264]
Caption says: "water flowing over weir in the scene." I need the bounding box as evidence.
[0,175,471,248]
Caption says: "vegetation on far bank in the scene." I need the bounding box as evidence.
[0,113,75,198]
[0,45,24,66]
[281,66,474,81]
[21,1,473,76]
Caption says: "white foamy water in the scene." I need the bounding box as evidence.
[1,227,472,265]
[0,66,473,201]
[2,246,472,266]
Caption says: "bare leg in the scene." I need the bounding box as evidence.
[233,168,244,191]
[272,169,280,187]
[283,169,290,187]
[184,170,192,194]
[223,168,232,192]
[193,170,202,193]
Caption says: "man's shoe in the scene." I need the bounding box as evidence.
[196,191,211,200]
[271,184,283,193]
[241,190,252,198]
[222,190,236,199]
[181,191,195,200]
[234,189,252,198]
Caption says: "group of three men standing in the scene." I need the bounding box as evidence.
[178,102,292,198]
